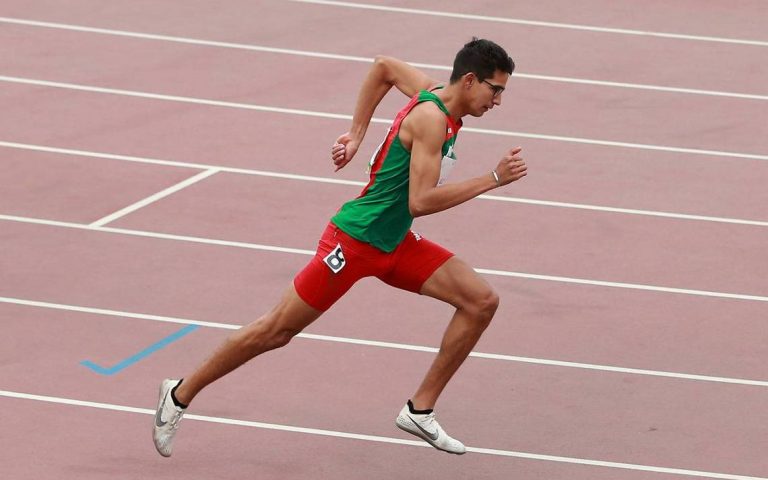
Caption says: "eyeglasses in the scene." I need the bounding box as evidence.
[482,79,505,98]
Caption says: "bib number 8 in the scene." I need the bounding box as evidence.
[323,244,346,274]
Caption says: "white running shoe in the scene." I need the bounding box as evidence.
[395,402,466,455]
[152,379,186,457]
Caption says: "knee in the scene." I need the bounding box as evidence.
[240,317,300,352]
[465,288,500,325]
[264,326,298,350]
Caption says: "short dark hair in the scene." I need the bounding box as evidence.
[449,37,515,83]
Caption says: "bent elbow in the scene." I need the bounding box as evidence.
[373,55,395,85]
[408,199,429,218]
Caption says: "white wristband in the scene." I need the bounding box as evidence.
[491,170,501,186]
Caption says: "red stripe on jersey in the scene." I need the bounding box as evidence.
[445,115,462,141]
[357,94,421,198]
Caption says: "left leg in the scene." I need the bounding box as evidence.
[411,256,499,410]
[380,235,497,454]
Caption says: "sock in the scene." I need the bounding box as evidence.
[170,379,189,409]
[407,399,433,415]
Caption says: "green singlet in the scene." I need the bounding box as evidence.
[331,89,462,252]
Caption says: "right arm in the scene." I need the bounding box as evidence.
[405,105,527,217]
[409,145,528,217]
[332,56,440,171]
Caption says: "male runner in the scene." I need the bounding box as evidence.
[153,37,526,456]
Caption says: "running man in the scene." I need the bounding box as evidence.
[153,38,526,456]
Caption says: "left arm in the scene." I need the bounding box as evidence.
[332,56,440,171]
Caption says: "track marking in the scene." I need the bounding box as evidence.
[2,293,768,388]
[1,213,316,255]
[90,169,218,227]
[1,16,766,101]
[80,324,199,375]
[478,194,768,227]
[0,141,364,186]
[286,0,768,48]
[2,75,768,162]
[3,140,768,227]
[2,213,767,304]
[475,268,768,303]
[1,389,765,479]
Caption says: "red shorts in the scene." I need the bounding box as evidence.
[294,222,454,311]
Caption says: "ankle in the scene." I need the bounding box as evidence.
[408,399,434,415]
[171,380,190,409]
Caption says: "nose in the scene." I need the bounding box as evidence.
[493,94,502,106]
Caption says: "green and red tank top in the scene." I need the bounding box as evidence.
[331,89,462,252]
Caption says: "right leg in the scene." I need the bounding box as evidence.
[152,285,322,457]
[175,221,364,405]
[174,284,322,406]
[154,222,370,456]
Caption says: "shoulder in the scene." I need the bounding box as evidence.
[373,56,442,97]
[404,101,447,137]
[399,98,447,151]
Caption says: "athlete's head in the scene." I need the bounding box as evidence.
[450,38,515,84]
[450,38,515,116]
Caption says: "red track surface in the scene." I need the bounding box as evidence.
[1,1,767,479]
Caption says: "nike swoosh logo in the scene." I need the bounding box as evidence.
[407,415,439,441]
[155,392,169,427]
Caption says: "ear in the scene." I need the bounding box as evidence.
[463,72,476,89]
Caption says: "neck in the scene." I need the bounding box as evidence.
[434,84,466,122]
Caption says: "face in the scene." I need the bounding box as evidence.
[466,70,509,117]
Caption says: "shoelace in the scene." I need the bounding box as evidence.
[167,407,184,430]
[420,412,437,431]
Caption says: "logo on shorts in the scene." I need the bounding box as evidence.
[412,231,423,242]
[323,244,346,274]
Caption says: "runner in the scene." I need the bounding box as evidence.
[153,37,526,457]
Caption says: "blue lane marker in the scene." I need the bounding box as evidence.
[81,324,199,375]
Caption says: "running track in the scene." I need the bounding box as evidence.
[1,1,767,479]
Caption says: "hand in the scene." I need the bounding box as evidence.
[493,147,527,186]
[331,132,361,172]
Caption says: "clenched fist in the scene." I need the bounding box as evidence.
[493,147,527,186]
[331,132,361,172]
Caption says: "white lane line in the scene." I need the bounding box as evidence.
[2,294,767,387]
[3,140,768,228]
[0,75,352,120]
[89,169,218,227]
[2,75,768,162]
[2,213,768,304]
[1,17,766,101]
[0,213,317,255]
[460,126,768,161]
[1,390,765,479]
[0,141,363,187]
[479,194,768,227]
[286,0,768,48]
[475,268,768,303]
[506,72,768,101]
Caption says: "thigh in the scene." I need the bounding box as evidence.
[418,256,495,308]
[377,231,454,294]
[268,284,325,332]
[294,223,384,311]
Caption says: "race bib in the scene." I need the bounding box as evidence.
[323,244,346,274]
[437,145,458,186]
[367,128,390,174]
